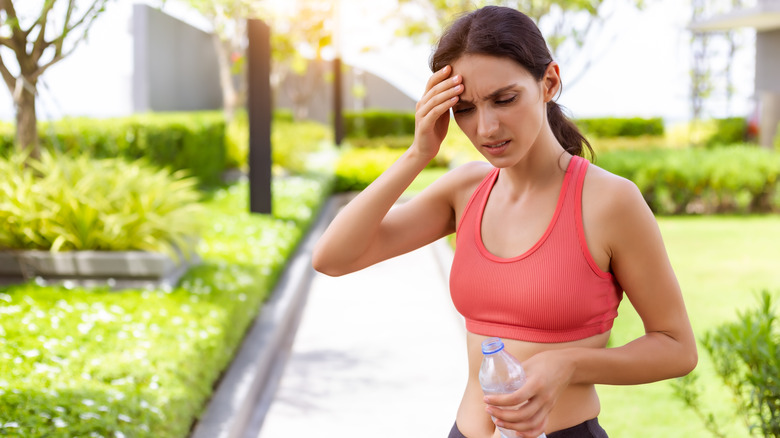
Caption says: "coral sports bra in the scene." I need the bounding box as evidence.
[450,156,623,343]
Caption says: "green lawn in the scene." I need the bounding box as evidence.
[599,215,780,437]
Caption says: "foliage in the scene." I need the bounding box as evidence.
[225,110,332,175]
[334,147,405,192]
[0,112,227,187]
[672,291,780,437]
[0,0,112,155]
[344,110,416,139]
[0,175,331,438]
[393,0,644,85]
[346,135,416,150]
[597,146,780,214]
[0,151,202,257]
[704,117,748,148]
[575,117,665,138]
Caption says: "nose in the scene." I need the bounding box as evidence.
[477,108,499,139]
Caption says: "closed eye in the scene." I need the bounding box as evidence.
[496,96,517,105]
[453,106,474,115]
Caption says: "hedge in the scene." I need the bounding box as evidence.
[0,113,227,187]
[344,109,416,138]
[597,145,780,214]
[575,117,665,138]
[334,145,780,215]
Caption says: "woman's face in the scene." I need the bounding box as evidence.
[450,54,555,167]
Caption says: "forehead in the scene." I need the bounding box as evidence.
[451,54,536,93]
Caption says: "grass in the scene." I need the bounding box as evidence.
[599,215,780,437]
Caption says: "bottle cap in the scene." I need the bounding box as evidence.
[481,337,504,354]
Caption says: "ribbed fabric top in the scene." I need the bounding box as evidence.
[450,156,623,343]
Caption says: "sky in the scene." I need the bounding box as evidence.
[0,0,758,123]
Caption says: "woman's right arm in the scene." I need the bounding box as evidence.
[312,65,464,276]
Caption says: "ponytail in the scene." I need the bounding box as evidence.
[547,101,594,160]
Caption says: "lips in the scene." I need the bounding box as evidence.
[483,140,509,148]
[481,140,510,155]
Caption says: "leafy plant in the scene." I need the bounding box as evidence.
[672,291,780,437]
[0,151,202,258]
[0,175,331,438]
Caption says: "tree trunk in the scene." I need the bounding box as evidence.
[15,83,39,160]
[212,34,239,122]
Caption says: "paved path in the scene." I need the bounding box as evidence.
[257,239,468,438]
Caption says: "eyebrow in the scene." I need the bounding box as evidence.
[457,84,520,105]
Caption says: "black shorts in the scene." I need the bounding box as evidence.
[448,417,608,438]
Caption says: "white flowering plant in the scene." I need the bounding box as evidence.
[0,176,331,437]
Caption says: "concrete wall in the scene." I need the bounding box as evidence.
[132,4,222,112]
[274,59,416,124]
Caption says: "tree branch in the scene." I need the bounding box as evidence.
[1,0,30,56]
[29,0,57,63]
[32,0,108,81]
[0,53,16,95]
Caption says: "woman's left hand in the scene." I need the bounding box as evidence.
[483,350,574,437]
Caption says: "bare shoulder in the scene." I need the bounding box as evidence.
[583,162,648,218]
[582,162,659,256]
[421,160,493,204]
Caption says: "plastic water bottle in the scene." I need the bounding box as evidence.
[479,337,547,438]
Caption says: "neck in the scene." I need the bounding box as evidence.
[499,127,571,197]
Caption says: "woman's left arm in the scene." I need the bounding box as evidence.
[486,173,698,435]
[565,174,698,384]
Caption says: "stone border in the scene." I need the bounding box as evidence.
[0,250,197,289]
[189,194,348,438]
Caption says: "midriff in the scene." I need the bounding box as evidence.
[455,331,610,438]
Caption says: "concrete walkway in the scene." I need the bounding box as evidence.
[256,236,469,438]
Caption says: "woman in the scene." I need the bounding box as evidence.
[312,6,697,438]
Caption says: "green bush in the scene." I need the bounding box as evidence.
[344,109,416,138]
[334,147,405,192]
[775,122,780,152]
[575,117,665,138]
[598,146,780,214]
[705,117,748,148]
[0,113,227,187]
[0,151,202,256]
[346,135,415,150]
[0,175,331,438]
[673,291,780,437]
[225,110,332,175]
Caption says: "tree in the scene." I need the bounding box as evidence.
[173,0,265,122]
[0,0,110,158]
[394,0,645,86]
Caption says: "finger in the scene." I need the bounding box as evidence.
[417,94,458,130]
[484,388,531,408]
[417,83,462,121]
[424,65,452,93]
[419,73,462,112]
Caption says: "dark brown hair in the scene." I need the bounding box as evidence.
[430,6,593,158]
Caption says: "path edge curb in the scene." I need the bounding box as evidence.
[190,193,349,438]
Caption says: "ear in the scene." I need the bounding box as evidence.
[542,62,561,102]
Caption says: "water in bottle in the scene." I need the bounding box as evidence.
[479,337,546,438]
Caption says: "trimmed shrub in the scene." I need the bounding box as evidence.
[344,109,415,138]
[705,117,748,148]
[575,117,665,138]
[334,147,405,192]
[0,113,227,187]
[598,146,780,214]
[225,110,332,175]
